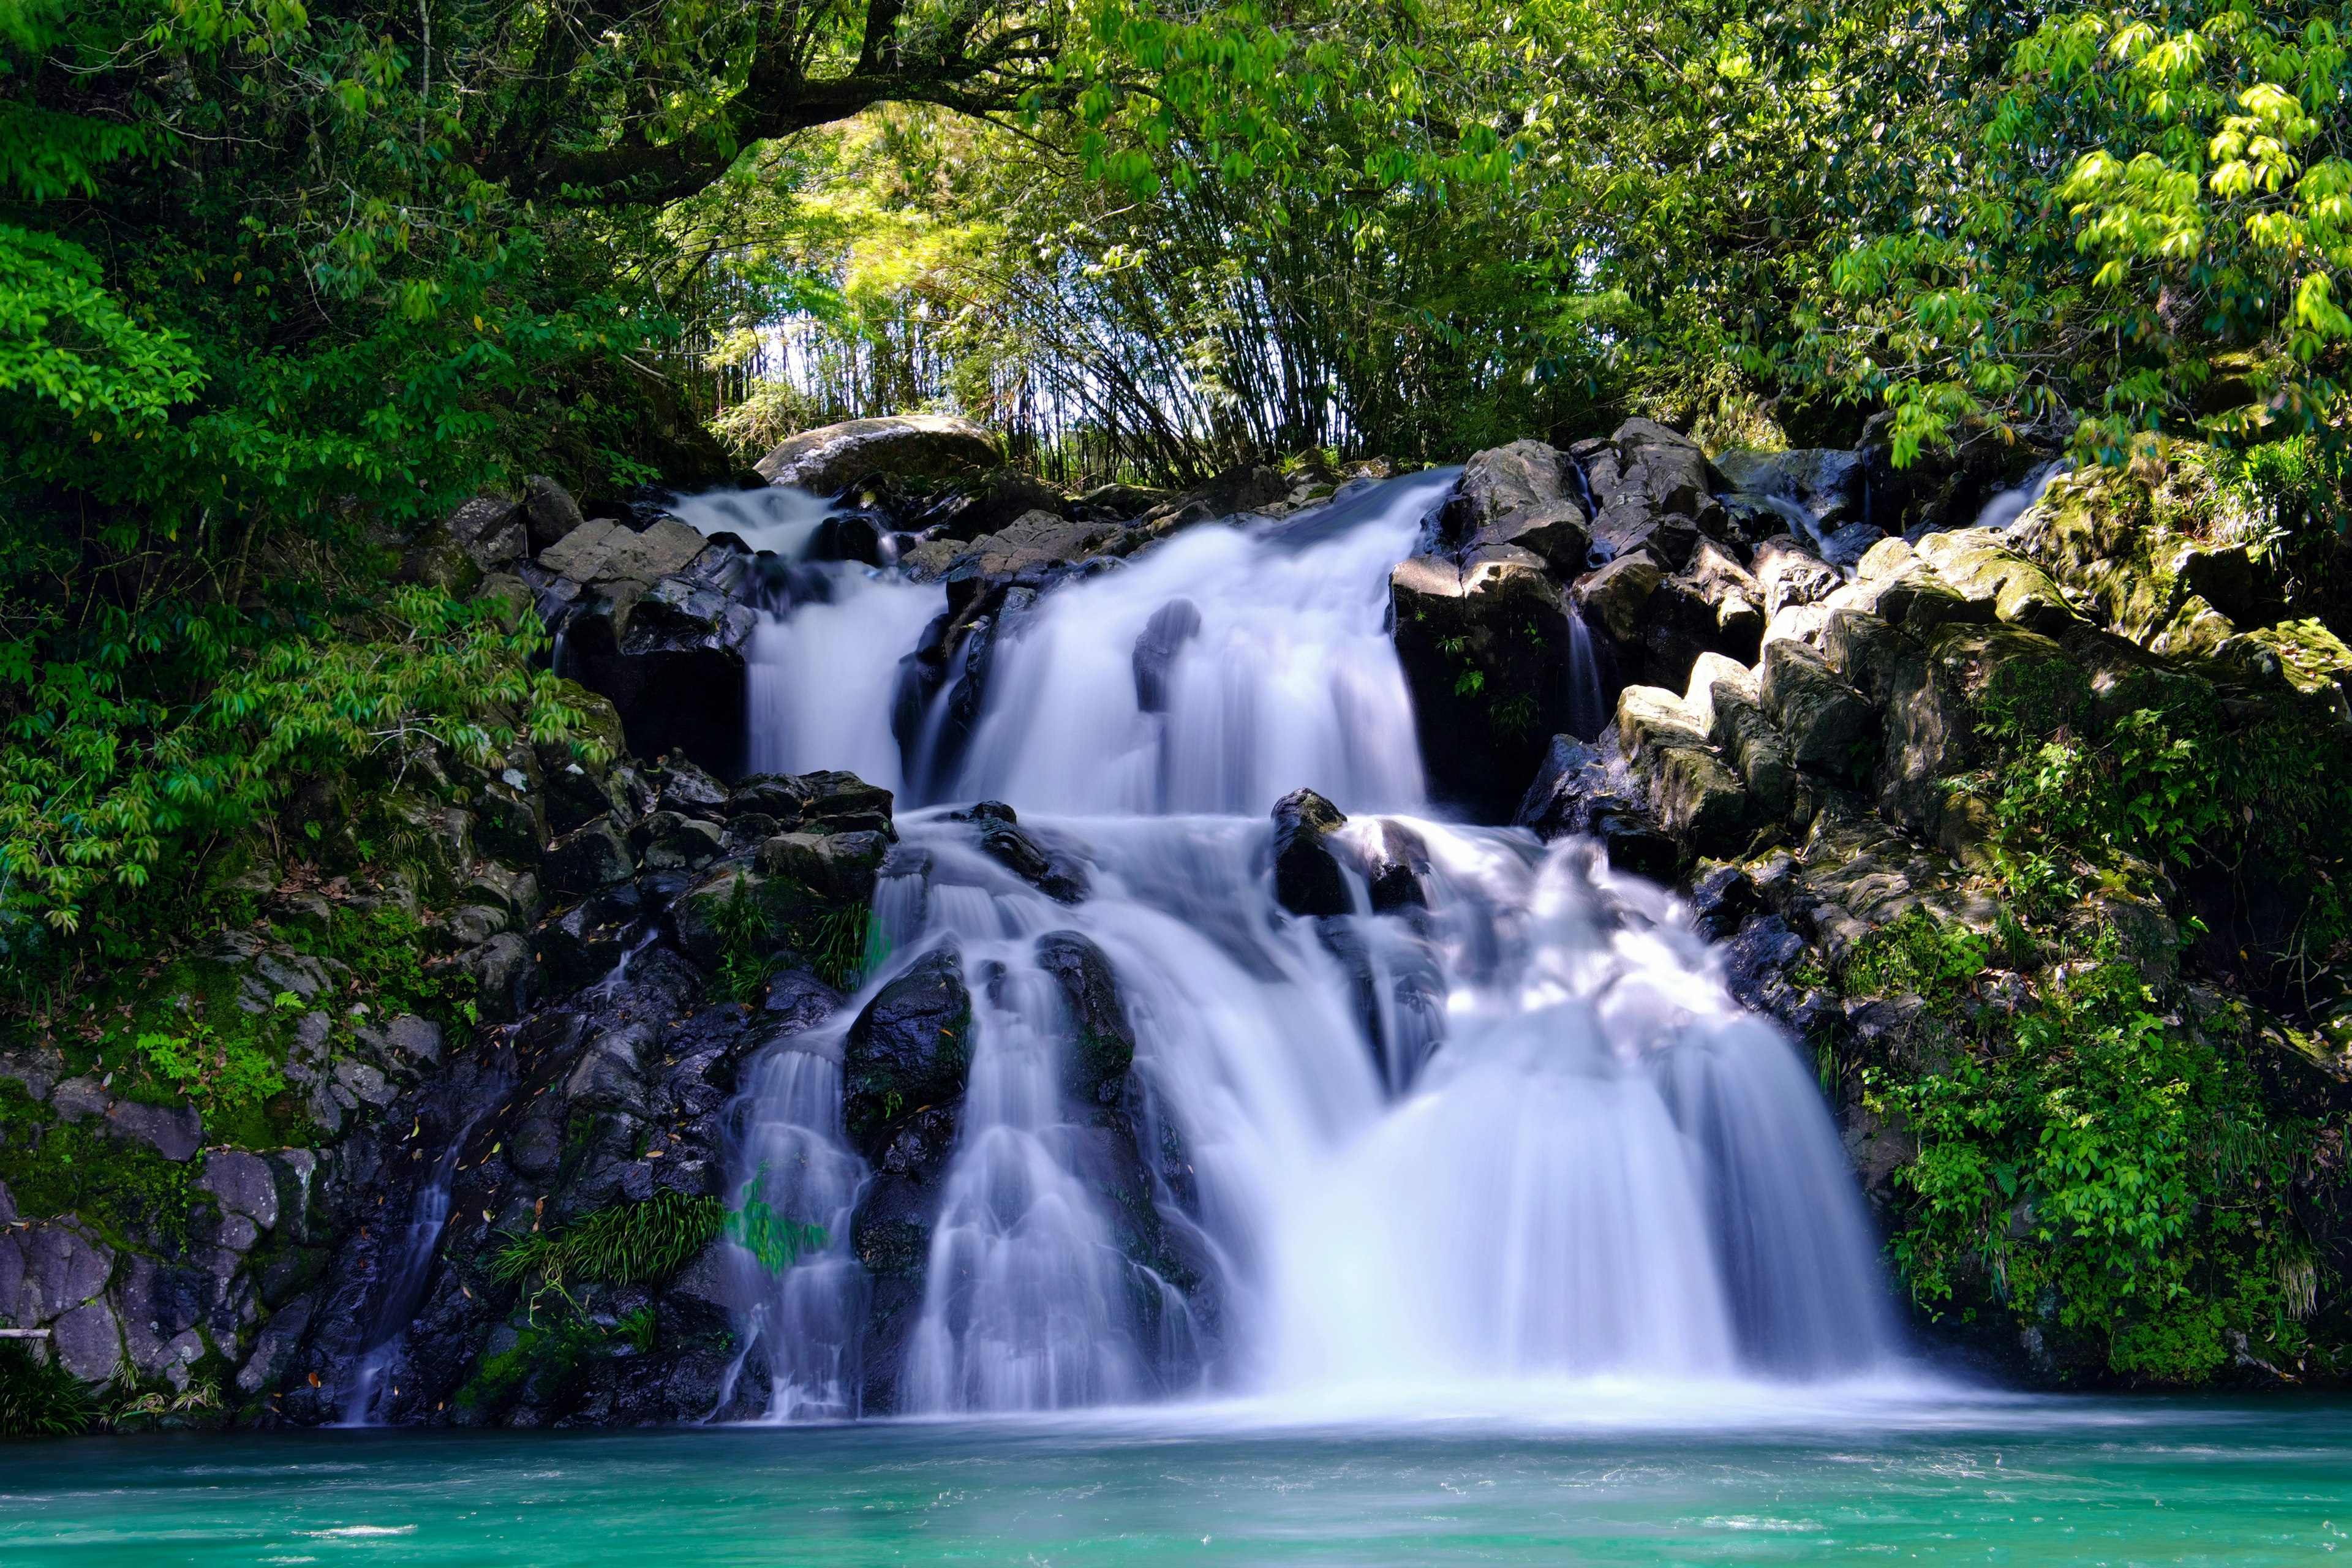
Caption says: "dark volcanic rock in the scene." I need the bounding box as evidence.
[1271,789,1352,918]
[843,943,973,1155]
[1133,598,1204,714]
[1035,930,1137,1104]
[953,801,1088,902]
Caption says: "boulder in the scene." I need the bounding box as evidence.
[522,477,586,551]
[954,802,1088,903]
[397,526,481,598]
[461,932,541,1023]
[1443,440,1576,544]
[1035,931,1137,1104]
[542,820,635,899]
[1752,538,1841,616]
[1613,687,1750,858]
[1132,598,1203,713]
[756,415,1002,494]
[103,1099,205,1162]
[1574,554,1663,644]
[1476,500,1593,577]
[1714,447,1865,532]
[1391,549,1575,814]
[1913,527,2079,636]
[1707,690,1805,826]
[1758,639,1877,776]
[573,559,757,778]
[843,944,974,1151]
[1611,419,1716,516]
[1512,735,1679,873]
[446,494,527,570]
[911,508,1127,581]
[1271,789,1352,918]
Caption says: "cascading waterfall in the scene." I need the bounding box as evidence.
[696,472,1905,1420]
[935,472,1451,814]
[336,1090,509,1425]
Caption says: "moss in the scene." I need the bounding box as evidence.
[0,1080,200,1248]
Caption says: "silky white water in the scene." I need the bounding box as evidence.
[700,473,1906,1420]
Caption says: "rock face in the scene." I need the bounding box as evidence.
[1271,789,1354,918]
[755,415,1002,494]
[843,944,973,1156]
[1391,549,1575,815]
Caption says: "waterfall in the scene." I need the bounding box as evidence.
[695,472,1904,1419]
[938,472,1452,815]
[334,1090,508,1425]
[1975,459,2071,533]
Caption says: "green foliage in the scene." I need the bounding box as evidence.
[279,902,479,1031]
[131,1010,287,1127]
[1842,910,1994,1005]
[1868,959,2320,1382]
[709,874,782,1005]
[488,1189,726,1306]
[802,902,875,993]
[723,1167,826,1273]
[0,1342,95,1438]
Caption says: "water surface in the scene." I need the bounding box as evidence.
[8,1398,2350,1565]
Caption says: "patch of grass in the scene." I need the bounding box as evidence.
[0,1344,96,1438]
[488,1189,725,1323]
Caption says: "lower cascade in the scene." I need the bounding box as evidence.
[716,473,1903,1417]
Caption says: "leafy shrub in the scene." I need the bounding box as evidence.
[1868,960,2321,1381]
[0,1343,95,1438]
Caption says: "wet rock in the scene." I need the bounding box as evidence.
[753,831,888,905]
[511,476,581,552]
[1575,553,1663,644]
[1688,862,1763,940]
[843,943,973,1153]
[542,820,635,899]
[1714,448,1864,531]
[1758,639,1877,777]
[236,1294,314,1395]
[1362,821,1431,914]
[755,414,1001,494]
[587,569,757,778]
[1476,500,1593,578]
[636,811,724,870]
[1035,931,1137,1104]
[1132,598,1204,713]
[1391,549,1574,814]
[462,933,542,1023]
[1271,789,1352,918]
[733,771,894,837]
[1819,522,1885,570]
[954,802,1088,903]
[196,1152,281,1229]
